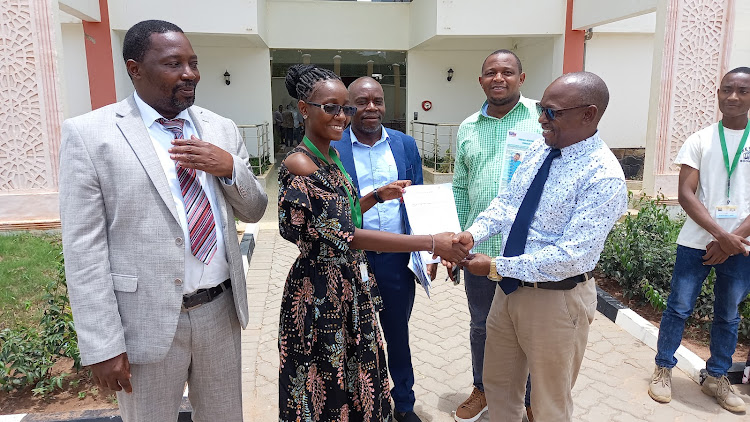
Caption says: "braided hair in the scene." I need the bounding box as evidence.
[285,64,341,101]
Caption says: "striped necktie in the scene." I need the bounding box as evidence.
[158,118,218,264]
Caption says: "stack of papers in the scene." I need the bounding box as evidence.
[402,184,462,297]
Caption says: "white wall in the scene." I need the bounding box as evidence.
[573,0,656,29]
[585,33,654,149]
[60,23,92,118]
[514,37,558,101]
[59,0,100,21]
[111,30,132,101]
[189,46,272,126]
[407,49,509,126]
[729,0,750,70]
[436,0,564,37]
[267,1,410,50]
[108,0,260,34]
[595,12,656,33]
[409,0,438,47]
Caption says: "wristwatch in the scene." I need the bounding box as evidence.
[372,188,385,203]
[488,256,502,281]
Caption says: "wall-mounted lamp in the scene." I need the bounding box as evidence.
[224,70,231,85]
[447,68,454,82]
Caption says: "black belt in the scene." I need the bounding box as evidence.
[182,279,231,310]
[516,271,593,291]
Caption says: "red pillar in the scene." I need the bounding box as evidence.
[82,0,117,109]
[563,0,585,74]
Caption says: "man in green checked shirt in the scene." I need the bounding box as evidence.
[452,49,541,422]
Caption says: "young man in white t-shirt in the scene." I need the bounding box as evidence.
[648,68,750,413]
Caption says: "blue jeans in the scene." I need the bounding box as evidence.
[655,245,750,376]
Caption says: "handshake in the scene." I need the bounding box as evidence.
[428,231,495,281]
[430,231,475,266]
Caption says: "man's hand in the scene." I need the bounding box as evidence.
[703,240,730,265]
[90,352,132,393]
[426,263,438,281]
[460,253,492,277]
[377,180,412,202]
[454,231,474,250]
[170,135,234,178]
[715,232,750,257]
[432,232,469,264]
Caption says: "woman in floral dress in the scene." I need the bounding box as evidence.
[277,64,467,422]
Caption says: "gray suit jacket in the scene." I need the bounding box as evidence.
[59,95,268,366]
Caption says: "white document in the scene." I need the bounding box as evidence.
[403,184,463,297]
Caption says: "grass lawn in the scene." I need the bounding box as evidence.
[0,232,62,330]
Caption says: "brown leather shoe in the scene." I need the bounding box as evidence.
[454,387,488,422]
[526,406,534,422]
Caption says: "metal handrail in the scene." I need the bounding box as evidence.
[411,121,460,173]
[237,123,272,176]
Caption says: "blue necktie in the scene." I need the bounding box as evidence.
[499,148,562,295]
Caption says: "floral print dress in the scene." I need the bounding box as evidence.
[277,147,392,422]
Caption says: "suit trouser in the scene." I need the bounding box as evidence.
[117,289,243,422]
[368,251,417,413]
[483,279,596,422]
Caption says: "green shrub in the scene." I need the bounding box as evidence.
[250,155,271,176]
[598,193,750,342]
[422,146,454,173]
[598,193,683,300]
[0,251,81,395]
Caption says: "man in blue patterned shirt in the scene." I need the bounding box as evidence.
[454,72,628,422]
[450,49,540,422]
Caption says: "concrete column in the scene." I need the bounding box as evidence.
[393,63,401,120]
[367,60,374,77]
[642,0,735,196]
[333,55,342,76]
[302,53,311,64]
[0,0,65,229]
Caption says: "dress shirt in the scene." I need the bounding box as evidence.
[453,96,541,257]
[467,132,628,282]
[350,127,404,234]
[133,92,231,293]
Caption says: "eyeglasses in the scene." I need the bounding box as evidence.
[306,102,357,117]
[536,103,593,121]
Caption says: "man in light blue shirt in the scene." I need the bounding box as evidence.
[331,76,424,422]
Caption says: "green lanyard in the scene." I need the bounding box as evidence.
[302,136,363,229]
[718,122,750,204]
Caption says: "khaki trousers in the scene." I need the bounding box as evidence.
[117,290,243,422]
[483,279,596,422]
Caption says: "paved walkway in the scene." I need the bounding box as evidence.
[240,167,750,421]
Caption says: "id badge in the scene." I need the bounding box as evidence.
[360,262,370,282]
[715,205,739,219]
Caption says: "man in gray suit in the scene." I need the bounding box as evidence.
[59,20,267,421]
